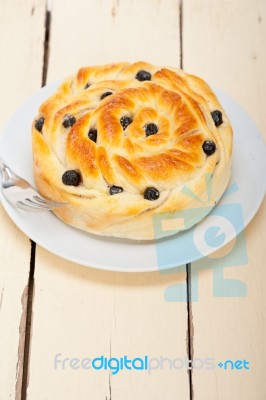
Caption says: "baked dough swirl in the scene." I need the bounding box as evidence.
[32,62,232,240]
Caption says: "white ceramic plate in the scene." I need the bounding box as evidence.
[0,82,265,272]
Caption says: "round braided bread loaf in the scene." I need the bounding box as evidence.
[32,61,232,240]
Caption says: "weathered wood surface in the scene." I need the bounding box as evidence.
[0,0,265,399]
[0,1,46,399]
[183,0,266,398]
[26,1,190,399]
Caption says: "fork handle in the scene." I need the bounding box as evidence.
[0,157,6,170]
[0,157,8,175]
[0,157,16,183]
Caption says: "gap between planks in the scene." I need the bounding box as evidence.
[186,263,194,400]
[180,0,194,398]
[21,241,36,400]
[21,4,51,399]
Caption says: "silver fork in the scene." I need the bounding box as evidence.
[0,158,66,212]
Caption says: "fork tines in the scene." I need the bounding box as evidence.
[16,195,66,212]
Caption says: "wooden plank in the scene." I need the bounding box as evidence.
[0,1,46,399]
[27,1,190,399]
[47,0,181,81]
[183,0,266,398]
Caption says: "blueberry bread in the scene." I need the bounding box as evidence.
[32,61,232,240]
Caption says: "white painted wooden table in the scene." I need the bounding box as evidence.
[0,1,265,399]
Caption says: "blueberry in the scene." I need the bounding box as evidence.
[84,83,91,89]
[202,140,216,156]
[62,170,81,186]
[145,123,158,137]
[100,91,113,100]
[120,116,132,130]
[35,116,44,132]
[109,185,123,195]
[135,70,152,81]
[144,187,160,201]
[63,114,76,128]
[211,110,223,126]
[88,129,97,142]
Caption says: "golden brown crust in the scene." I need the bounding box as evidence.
[32,61,233,239]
